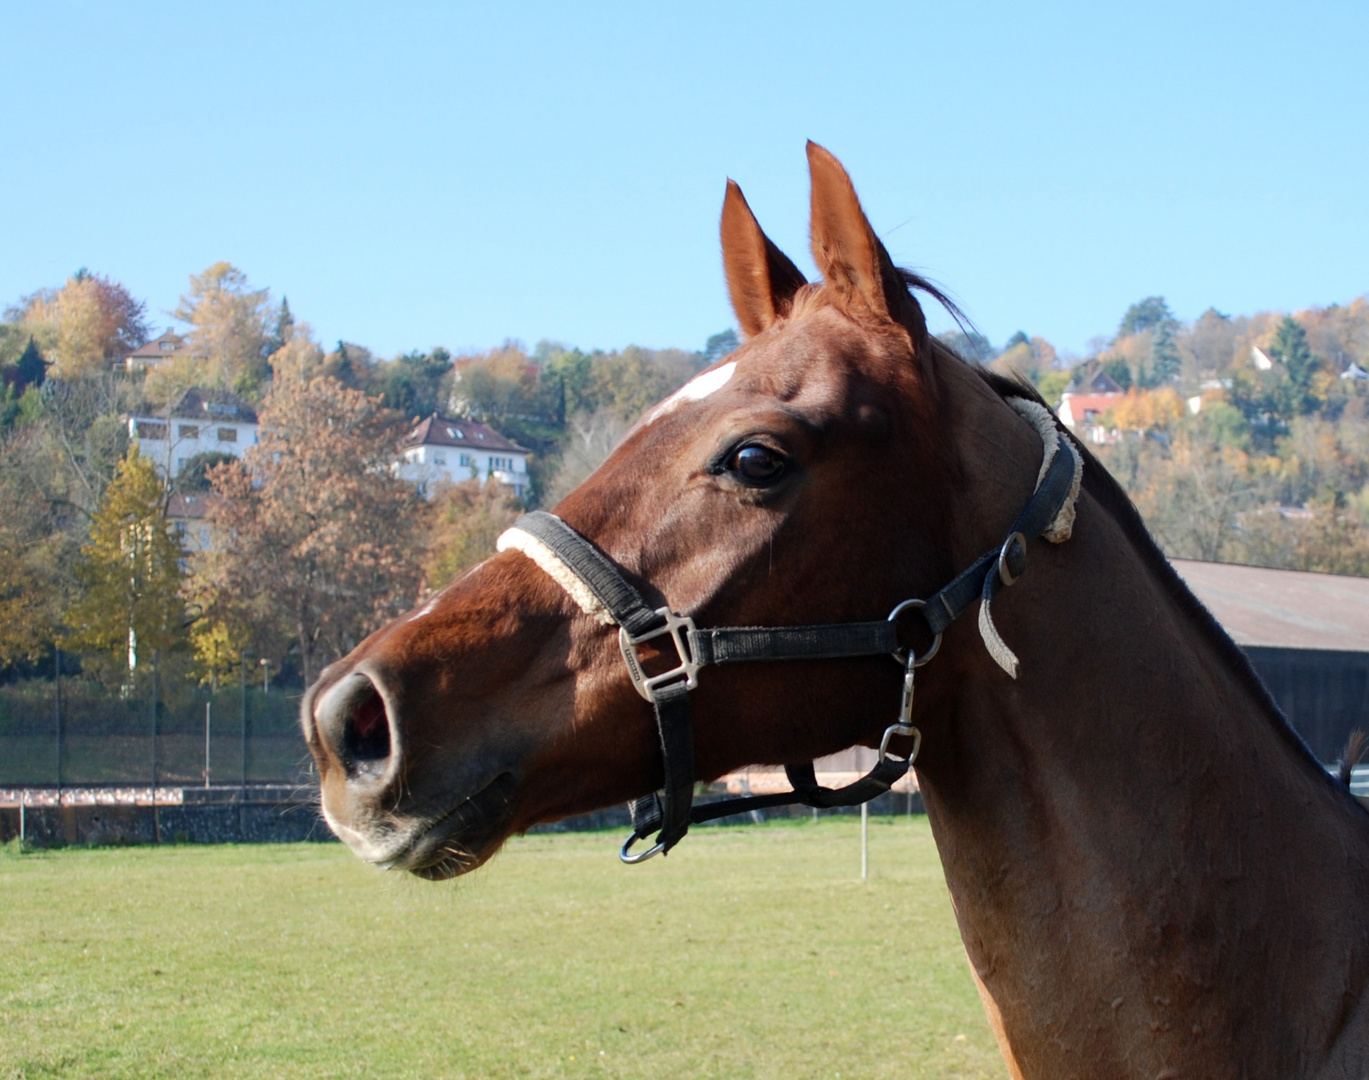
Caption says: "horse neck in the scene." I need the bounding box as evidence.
[914,368,1369,1077]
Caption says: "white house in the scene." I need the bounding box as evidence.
[396,413,531,498]
[1056,369,1125,443]
[126,387,259,481]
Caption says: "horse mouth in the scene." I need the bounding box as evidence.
[377,772,519,880]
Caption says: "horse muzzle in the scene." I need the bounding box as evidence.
[304,668,518,878]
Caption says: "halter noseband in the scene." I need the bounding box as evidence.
[496,396,1082,863]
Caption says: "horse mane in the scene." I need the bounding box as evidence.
[966,363,1353,797]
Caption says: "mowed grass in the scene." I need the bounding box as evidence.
[0,817,1004,1080]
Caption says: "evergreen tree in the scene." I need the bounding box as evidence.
[1118,296,1175,338]
[1269,316,1321,415]
[702,329,739,364]
[64,451,187,677]
[12,336,47,392]
[1101,357,1133,391]
[1147,323,1181,385]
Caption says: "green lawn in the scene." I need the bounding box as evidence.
[0,817,1004,1080]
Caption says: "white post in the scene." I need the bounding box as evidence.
[18,799,25,847]
[204,700,212,788]
[860,801,869,880]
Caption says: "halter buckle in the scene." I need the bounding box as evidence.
[619,608,700,702]
[998,531,1028,586]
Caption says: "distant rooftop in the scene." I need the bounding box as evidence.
[1172,559,1369,652]
[124,330,203,362]
[133,387,258,424]
[400,413,528,454]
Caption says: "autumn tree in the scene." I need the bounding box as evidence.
[13,271,149,379]
[173,262,274,395]
[424,479,523,589]
[63,451,186,680]
[194,376,424,684]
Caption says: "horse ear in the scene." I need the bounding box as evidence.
[806,141,907,323]
[721,179,808,339]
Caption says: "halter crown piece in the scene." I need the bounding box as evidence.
[497,395,1083,862]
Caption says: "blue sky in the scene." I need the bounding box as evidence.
[5,2,1366,360]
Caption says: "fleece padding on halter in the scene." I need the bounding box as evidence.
[976,397,1084,677]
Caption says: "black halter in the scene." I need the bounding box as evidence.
[503,417,1079,863]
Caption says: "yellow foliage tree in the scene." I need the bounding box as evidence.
[63,451,187,678]
[173,262,273,395]
[19,272,149,379]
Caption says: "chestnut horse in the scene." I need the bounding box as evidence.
[302,144,1369,1078]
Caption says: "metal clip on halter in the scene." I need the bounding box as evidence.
[619,608,700,702]
[877,652,922,771]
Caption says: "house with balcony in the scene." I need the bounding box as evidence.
[126,388,259,481]
[396,413,531,498]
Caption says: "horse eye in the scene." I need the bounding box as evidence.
[728,444,787,485]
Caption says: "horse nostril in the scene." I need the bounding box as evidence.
[346,687,391,766]
[315,673,394,781]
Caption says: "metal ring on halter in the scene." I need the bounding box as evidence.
[887,598,942,668]
[620,833,667,864]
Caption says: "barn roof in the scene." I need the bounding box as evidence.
[1171,559,1369,652]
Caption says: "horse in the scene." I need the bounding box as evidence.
[301,143,1369,1079]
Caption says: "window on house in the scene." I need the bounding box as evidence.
[218,428,237,443]
[136,421,168,440]
[446,427,465,439]
[434,455,446,465]
[459,454,472,467]
[178,424,199,438]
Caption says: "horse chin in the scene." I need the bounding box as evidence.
[334,771,520,881]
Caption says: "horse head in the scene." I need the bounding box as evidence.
[301,142,1052,879]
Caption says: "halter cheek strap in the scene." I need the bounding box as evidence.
[496,396,1083,862]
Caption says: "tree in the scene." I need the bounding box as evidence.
[1269,316,1321,415]
[1118,296,1176,338]
[1100,357,1133,391]
[1143,323,1181,386]
[14,272,149,379]
[938,329,994,362]
[5,337,47,393]
[374,348,454,418]
[174,450,237,492]
[424,479,523,590]
[702,329,739,364]
[194,376,425,684]
[63,451,186,679]
[173,262,274,394]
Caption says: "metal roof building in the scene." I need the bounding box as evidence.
[1172,560,1369,761]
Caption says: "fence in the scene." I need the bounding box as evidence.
[0,672,308,787]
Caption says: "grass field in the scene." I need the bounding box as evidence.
[0,817,1004,1080]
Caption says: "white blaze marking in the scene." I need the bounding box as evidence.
[645,361,736,425]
